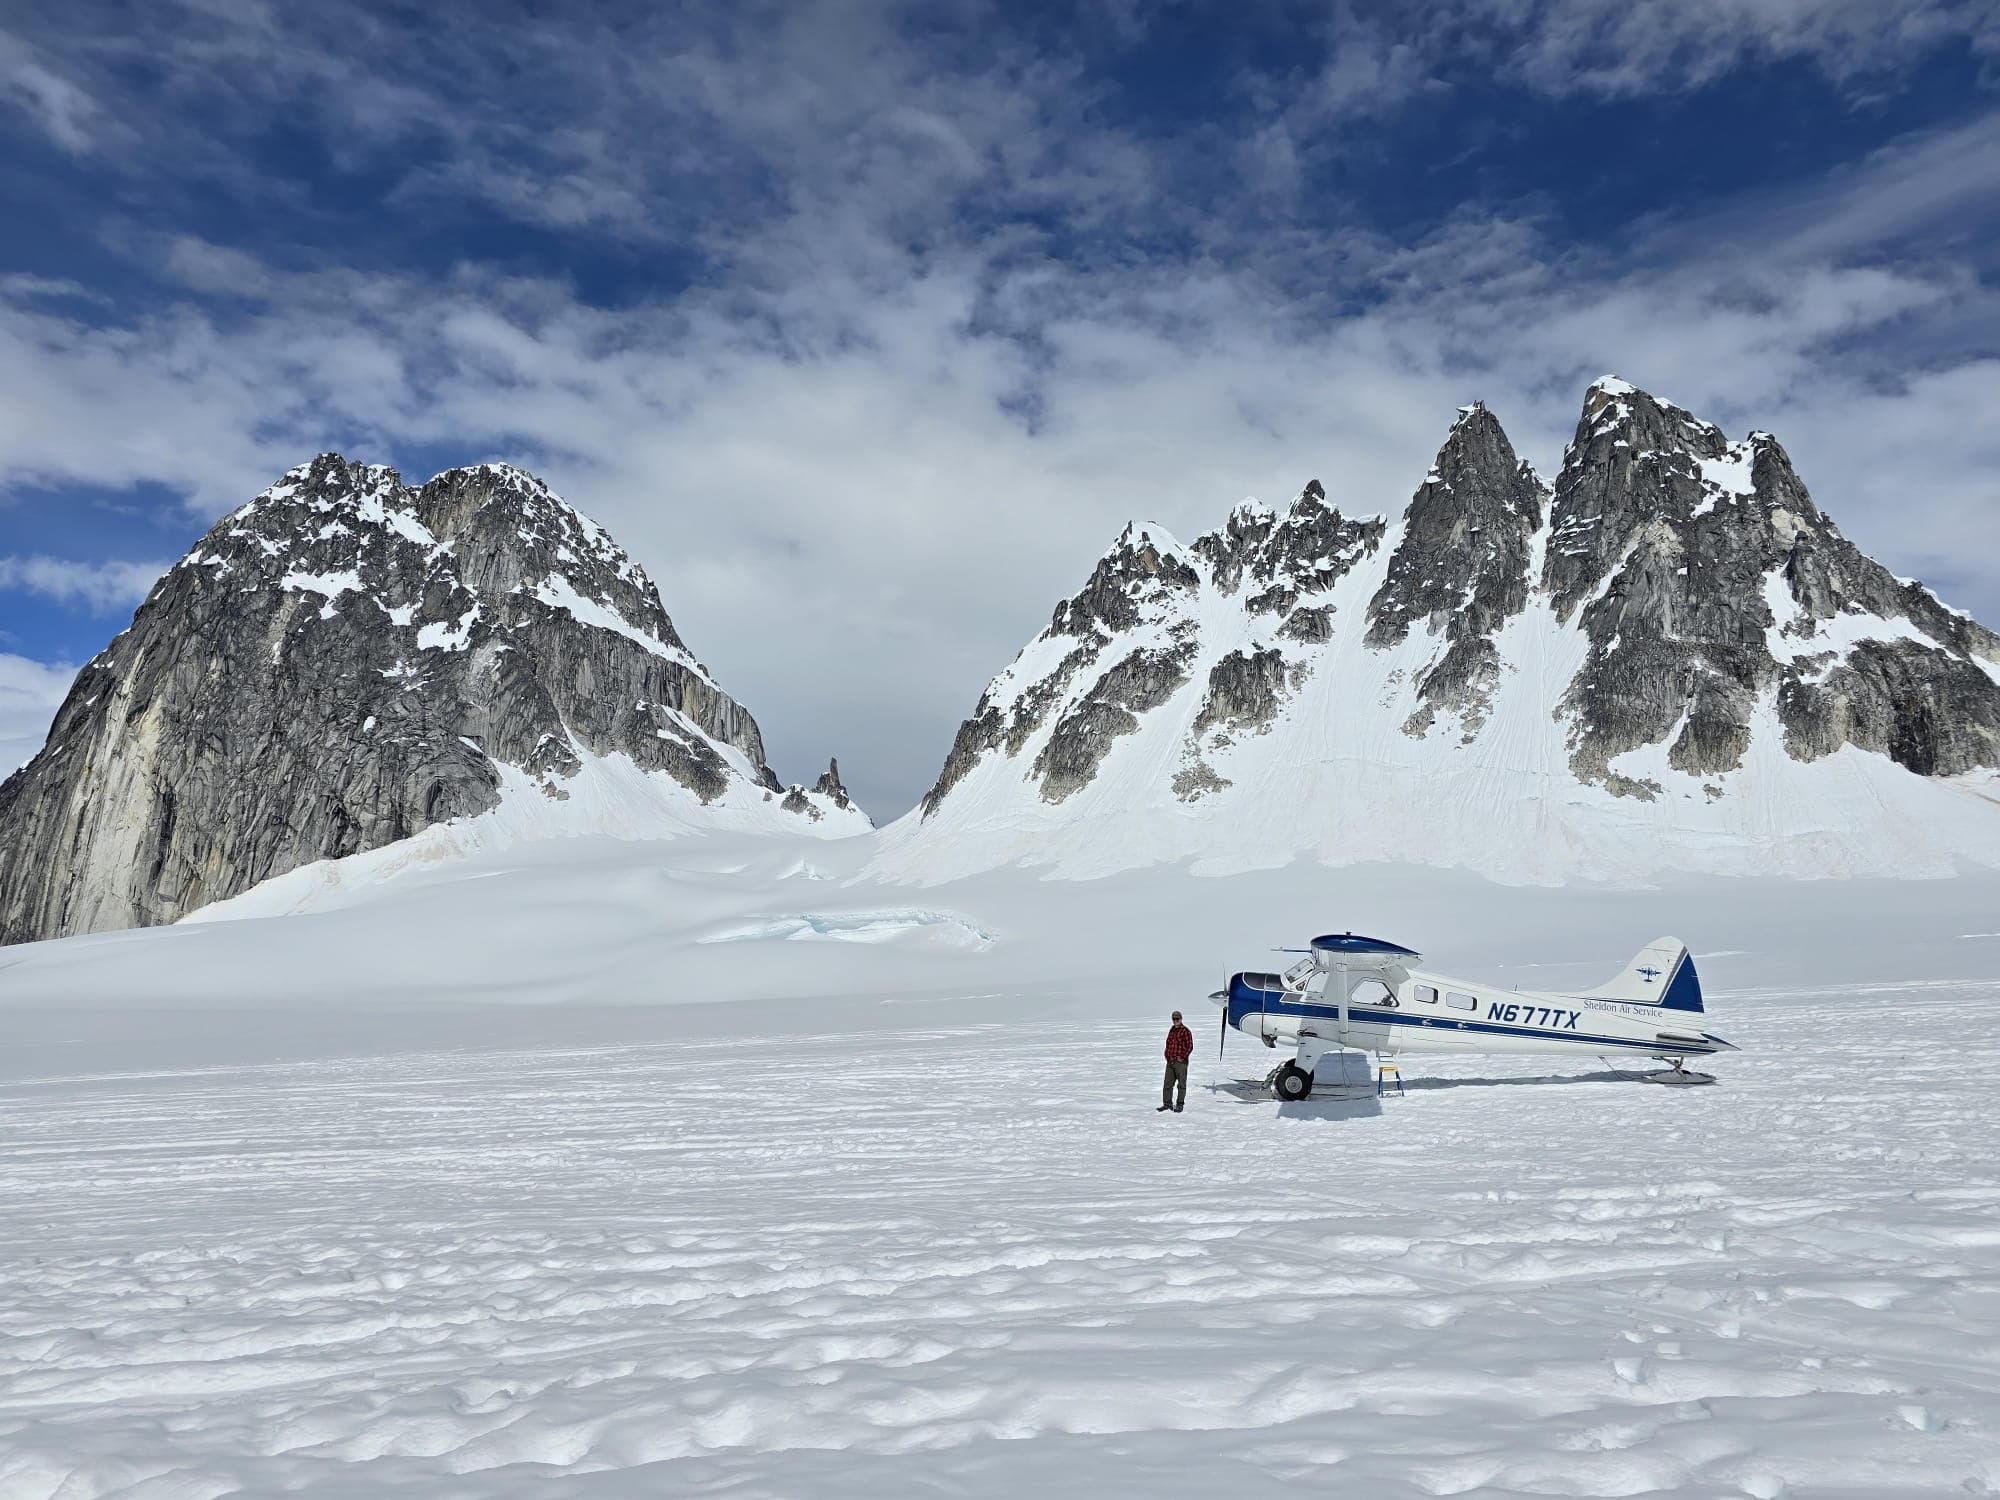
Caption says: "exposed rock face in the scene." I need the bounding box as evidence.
[1365,404,1545,741]
[920,523,1205,815]
[1546,377,2000,794]
[813,758,854,808]
[782,757,871,823]
[1033,642,1198,803]
[891,376,2000,883]
[1781,641,2000,775]
[918,487,1388,815]
[0,455,863,945]
[1191,648,1288,739]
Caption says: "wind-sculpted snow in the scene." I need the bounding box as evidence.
[0,455,865,944]
[890,377,2000,883]
[4,965,1999,1496]
[696,908,996,947]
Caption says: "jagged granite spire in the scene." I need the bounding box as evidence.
[921,522,1207,814]
[1546,378,2000,792]
[1365,402,1547,740]
[886,378,2000,884]
[0,456,864,944]
[920,486,1388,815]
[780,757,871,825]
[813,757,850,805]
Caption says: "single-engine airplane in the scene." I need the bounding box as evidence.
[1209,933,1736,1099]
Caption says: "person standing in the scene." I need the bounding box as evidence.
[1160,1010,1194,1112]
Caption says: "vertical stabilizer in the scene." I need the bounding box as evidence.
[1577,938,1703,1014]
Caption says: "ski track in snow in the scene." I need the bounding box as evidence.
[4,987,1999,1497]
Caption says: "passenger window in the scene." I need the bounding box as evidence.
[1446,991,1477,1011]
[1415,985,1437,1004]
[1351,979,1393,1007]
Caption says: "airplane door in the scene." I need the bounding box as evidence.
[1349,978,1400,1055]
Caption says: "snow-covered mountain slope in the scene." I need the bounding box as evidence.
[0,455,866,944]
[6,848,2000,1498]
[878,378,2000,884]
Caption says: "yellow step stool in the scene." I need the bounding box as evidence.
[1376,1061,1405,1098]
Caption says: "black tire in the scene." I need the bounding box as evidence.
[1274,1062,1314,1101]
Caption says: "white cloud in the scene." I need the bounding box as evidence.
[0,28,97,152]
[1479,0,2000,98]
[0,555,170,612]
[2,3,1997,817]
[5,208,1997,818]
[0,653,74,778]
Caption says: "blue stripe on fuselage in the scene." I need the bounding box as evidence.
[1228,984,1719,1054]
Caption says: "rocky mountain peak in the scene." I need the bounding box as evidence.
[0,457,864,944]
[1190,480,1384,619]
[813,757,852,805]
[887,376,2000,885]
[1048,523,1199,640]
[1538,379,2000,795]
[1363,398,1549,740]
[921,479,1388,817]
[1578,375,1728,458]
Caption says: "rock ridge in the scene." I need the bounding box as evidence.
[0,455,864,944]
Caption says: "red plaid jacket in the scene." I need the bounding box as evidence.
[1165,1023,1195,1063]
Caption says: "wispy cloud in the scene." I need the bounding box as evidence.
[0,555,169,612]
[2,1,1998,815]
[0,28,97,152]
[6,202,1996,813]
[0,651,75,777]
[1480,0,2000,98]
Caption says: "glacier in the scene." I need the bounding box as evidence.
[3,835,1999,1496]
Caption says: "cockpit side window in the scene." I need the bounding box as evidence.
[1350,979,1394,1007]
[1414,984,1438,1004]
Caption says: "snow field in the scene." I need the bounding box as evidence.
[4,979,1998,1497]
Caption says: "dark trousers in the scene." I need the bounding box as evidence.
[1162,1059,1189,1108]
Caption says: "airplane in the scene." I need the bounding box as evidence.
[1209,932,1737,1099]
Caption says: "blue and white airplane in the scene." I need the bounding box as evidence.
[1210,933,1737,1098]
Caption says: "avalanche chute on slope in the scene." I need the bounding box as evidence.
[1209,933,1737,1098]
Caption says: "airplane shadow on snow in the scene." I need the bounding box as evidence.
[1401,1068,1647,1091]
[1206,1079,1383,1121]
[1207,1065,1648,1122]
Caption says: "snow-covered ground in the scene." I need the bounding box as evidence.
[4,842,1999,1495]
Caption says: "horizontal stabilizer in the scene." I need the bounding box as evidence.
[1577,937,1703,1014]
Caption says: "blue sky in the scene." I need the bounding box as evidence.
[4,1,1999,813]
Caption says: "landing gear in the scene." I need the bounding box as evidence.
[1273,1061,1314,1101]
[1642,1055,1717,1086]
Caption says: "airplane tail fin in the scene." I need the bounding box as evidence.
[1578,937,1704,1014]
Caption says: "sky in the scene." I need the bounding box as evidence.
[2,0,1999,818]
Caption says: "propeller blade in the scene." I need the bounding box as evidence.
[1219,1000,1227,1060]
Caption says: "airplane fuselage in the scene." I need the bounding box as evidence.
[1219,964,1730,1061]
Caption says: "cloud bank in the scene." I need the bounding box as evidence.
[2,1,1997,816]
